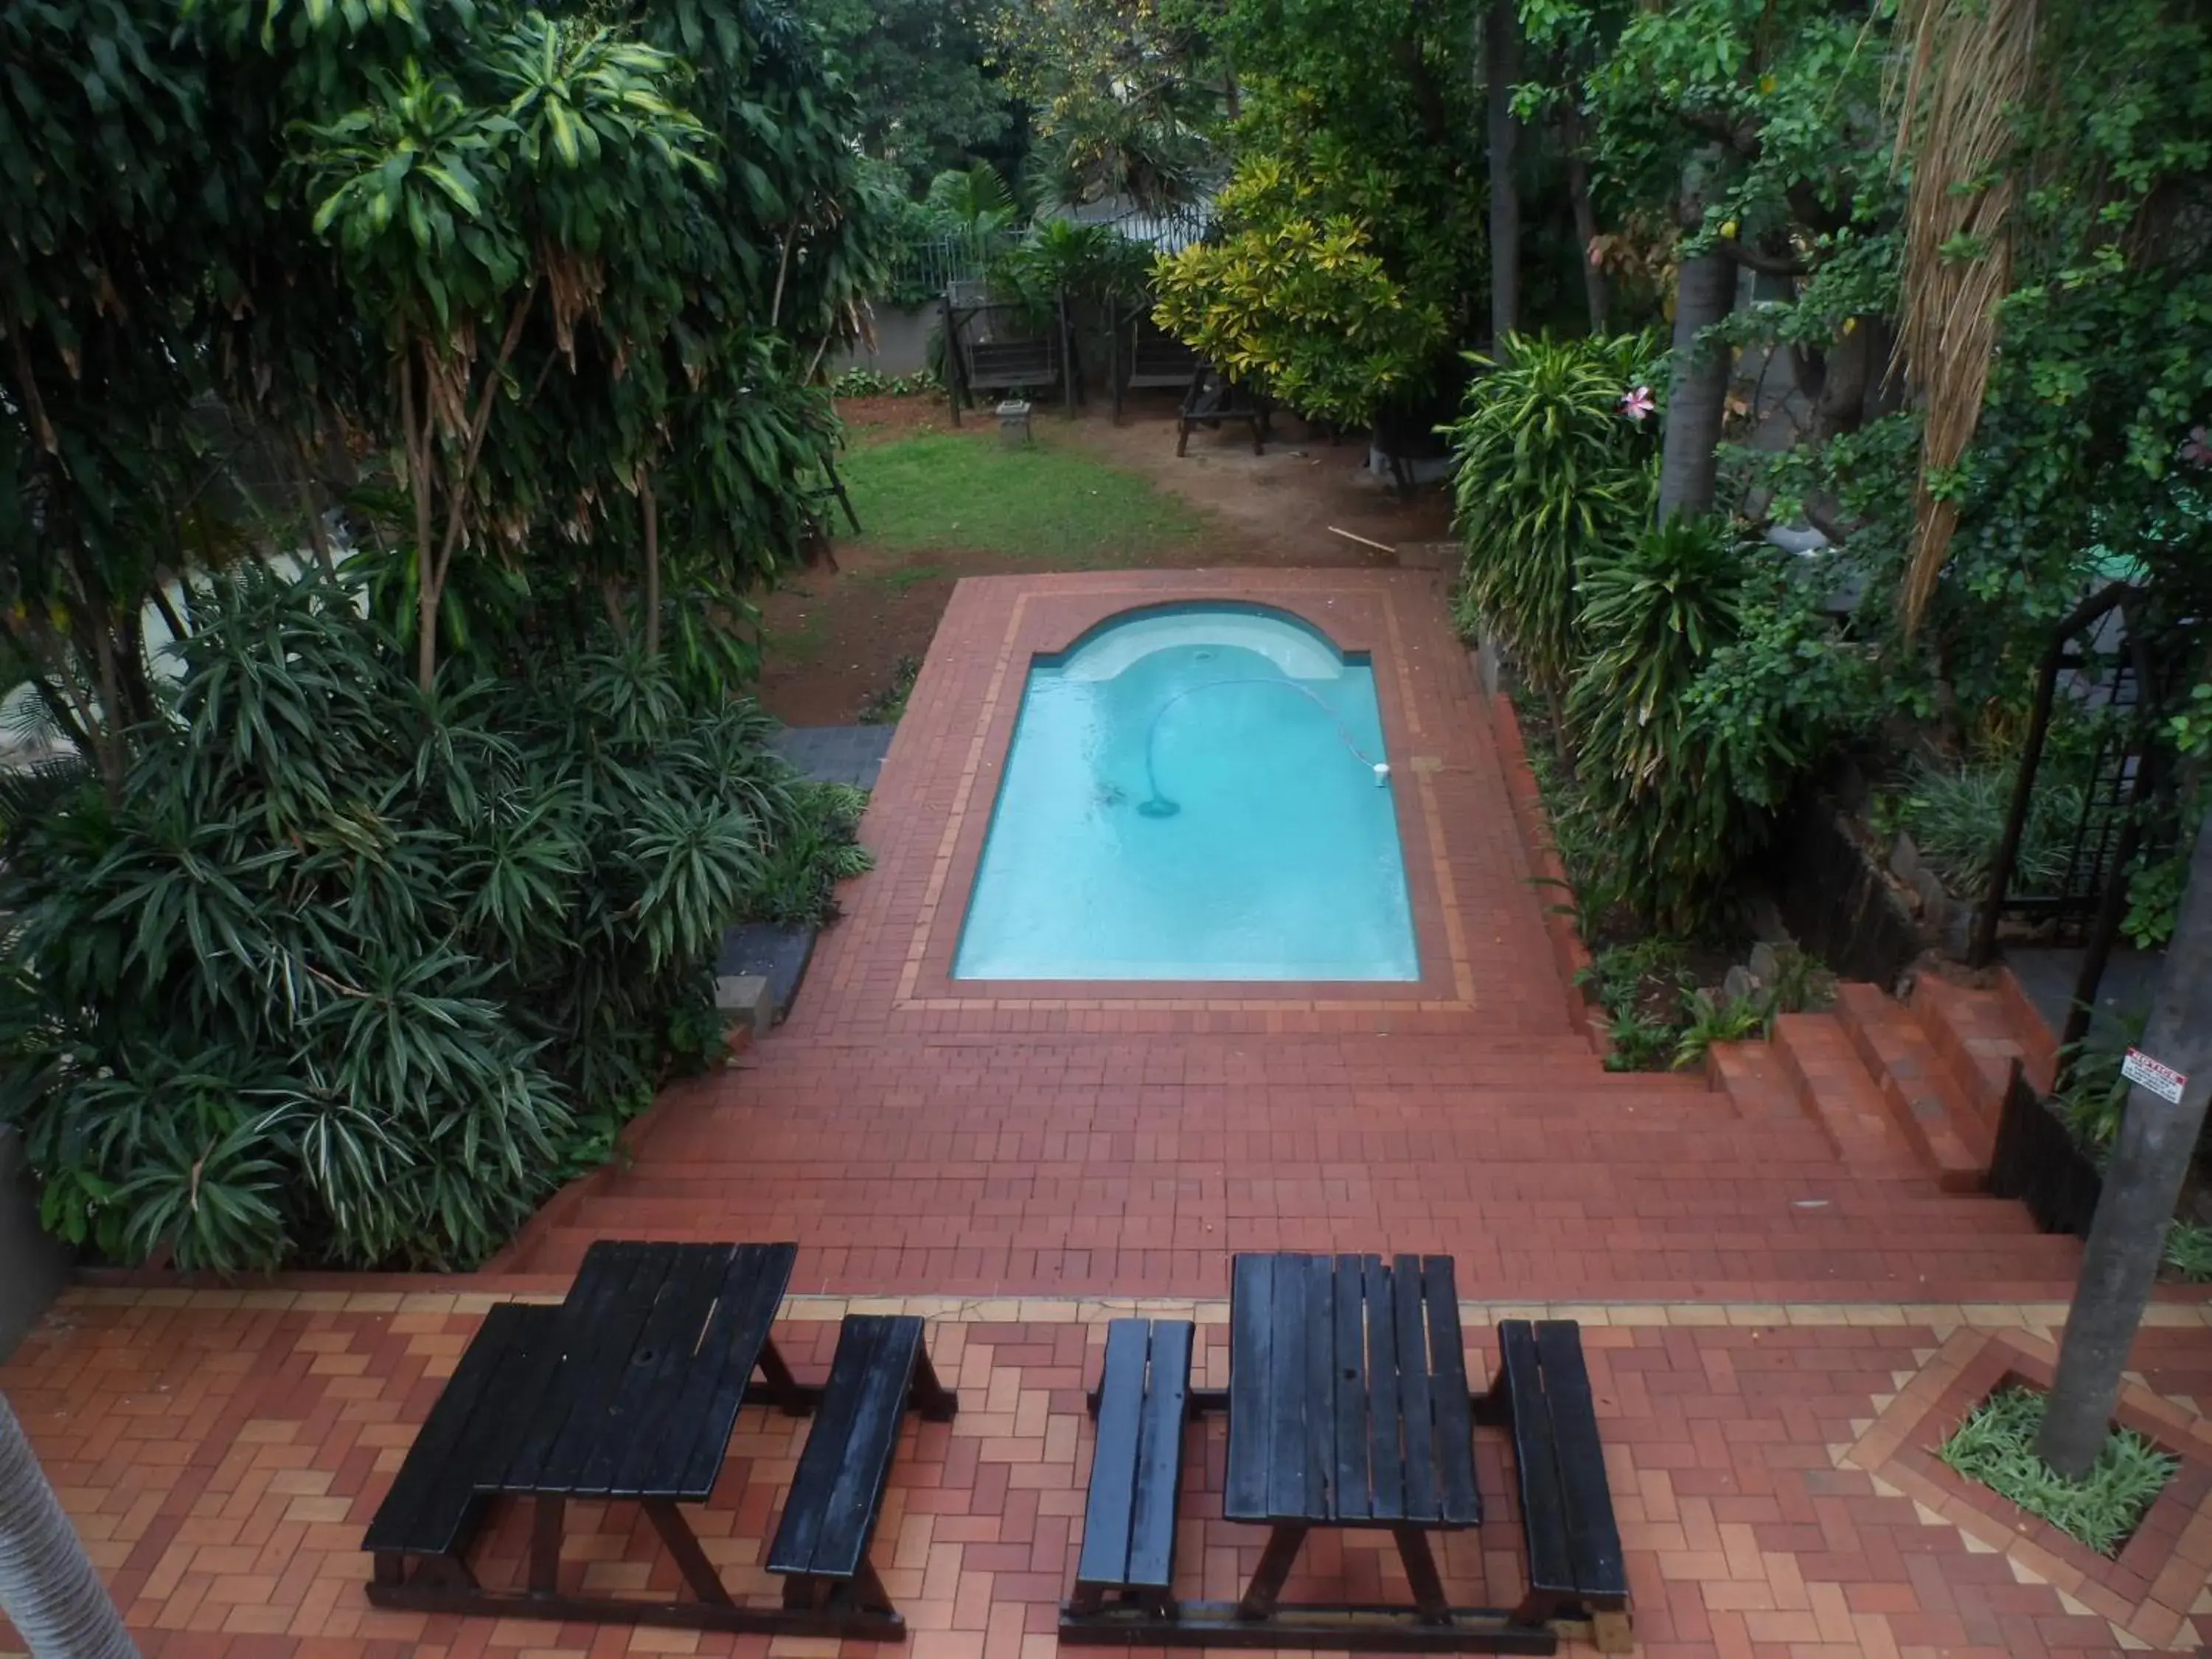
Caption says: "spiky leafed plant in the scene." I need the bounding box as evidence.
[1565,515,1752,929]
[0,568,818,1273]
[1446,331,1660,723]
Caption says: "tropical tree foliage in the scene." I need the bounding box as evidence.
[1151,0,1483,424]
[996,0,1222,211]
[793,0,1013,186]
[0,0,886,1272]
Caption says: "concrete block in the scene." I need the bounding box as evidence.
[0,1127,70,1362]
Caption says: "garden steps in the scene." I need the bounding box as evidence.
[1910,974,2042,1127]
[1767,1011,1928,1178]
[1704,1041,1798,1121]
[1832,983,1992,1193]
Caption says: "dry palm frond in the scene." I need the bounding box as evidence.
[1889,0,2039,633]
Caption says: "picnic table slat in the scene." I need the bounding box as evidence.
[517,1243,671,1492]
[653,1242,799,1498]
[1224,1255,1273,1520]
[1363,1254,1405,1521]
[577,1244,730,1497]
[1424,1259,1481,1526]
[1330,1255,1372,1522]
[1264,1255,1311,1520]
[1391,1254,1438,1524]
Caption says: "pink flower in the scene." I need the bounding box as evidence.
[1619,385,1655,423]
[2183,426,2211,467]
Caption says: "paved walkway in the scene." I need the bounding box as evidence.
[7,1291,2211,1658]
[4,571,2210,1658]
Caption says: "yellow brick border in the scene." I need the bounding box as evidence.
[52,1284,2212,1331]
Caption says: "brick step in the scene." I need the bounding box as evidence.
[1704,1040,1798,1121]
[1833,982,1992,1191]
[1769,1012,1927,1177]
[1910,974,2037,1129]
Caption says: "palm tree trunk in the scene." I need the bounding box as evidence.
[1485,0,1522,344]
[1657,243,1735,521]
[0,1394,139,1657]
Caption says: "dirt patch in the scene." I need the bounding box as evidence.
[831,393,955,445]
[759,398,1458,725]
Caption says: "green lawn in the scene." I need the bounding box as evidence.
[836,433,1205,565]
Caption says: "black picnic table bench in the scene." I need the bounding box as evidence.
[364,1239,955,1640]
[1178,366,1272,456]
[1059,1253,1630,1654]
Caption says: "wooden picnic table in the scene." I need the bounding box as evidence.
[366,1240,814,1628]
[1226,1253,1482,1624]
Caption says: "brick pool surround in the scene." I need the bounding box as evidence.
[897,573,1494,1011]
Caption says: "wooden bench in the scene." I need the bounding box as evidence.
[1110,307,1202,422]
[1068,1318,1194,1617]
[768,1315,957,1630]
[942,295,1075,421]
[1484,1321,1630,1653]
[365,1301,558,1590]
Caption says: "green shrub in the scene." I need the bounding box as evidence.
[860,655,923,725]
[1671,990,1773,1070]
[1563,518,1750,931]
[1940,1385,2176,1557]
[1446,332,1659,714]
[738,782,875,928]
[1564,521,1872,933]
[0,570,815,1273]
[1902,763,2087,899]
[2167,1222,2212,1282]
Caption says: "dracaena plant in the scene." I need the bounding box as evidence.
[0,568,863,1273]
[1445,330,1660,726]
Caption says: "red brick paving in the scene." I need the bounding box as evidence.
[8,1295,2211,1658]
[507,574,2090,1302]
[6,569,2212,1658]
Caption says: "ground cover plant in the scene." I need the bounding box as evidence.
[1939,1385,2177,1557]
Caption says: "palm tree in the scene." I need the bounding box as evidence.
[0,1393,138,1657]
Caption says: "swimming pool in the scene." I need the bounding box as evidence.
[953,603,1420,981]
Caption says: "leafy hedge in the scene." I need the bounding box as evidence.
[0,571,843,1273]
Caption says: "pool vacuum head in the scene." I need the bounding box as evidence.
[1137,796,1181,818]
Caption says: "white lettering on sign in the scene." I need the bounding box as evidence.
[2121,1048,2188,1105]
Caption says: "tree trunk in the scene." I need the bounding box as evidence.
[1562,107,1607,334]
[0,1394,139,1658]
[2037,810,2212,1477]
[1485,0,1522,345]
[1658,243,1735,521]
[400,347,440,695]
[641,472,661,659]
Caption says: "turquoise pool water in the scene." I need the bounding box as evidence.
[954,604,1419,981]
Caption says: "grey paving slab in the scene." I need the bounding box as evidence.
[771,725,894,790]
